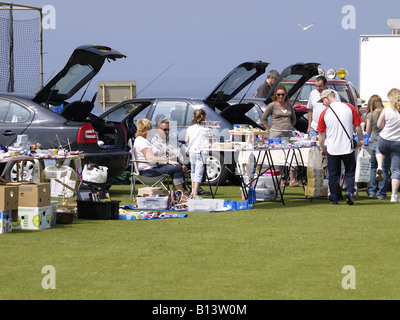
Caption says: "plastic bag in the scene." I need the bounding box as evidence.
[355,148,371,183]
[306,147,325,198]
[82,164,108,183]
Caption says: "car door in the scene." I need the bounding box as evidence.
[204,61,269,112]
[147,100,194,143]
[0,99,33,146]
[149,100,191,127]
[33,45,126,106]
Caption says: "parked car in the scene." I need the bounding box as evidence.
[0,45,130,181]
[283,69,365,132]
[228,97,306,132]
[100,61,319,185]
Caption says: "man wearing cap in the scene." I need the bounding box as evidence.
[306,76,340,138]
[317,89,364,205]
[151,117,211,196]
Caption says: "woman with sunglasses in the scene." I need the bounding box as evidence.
[261,85,300,187]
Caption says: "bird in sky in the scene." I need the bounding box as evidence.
[297,22,315,31]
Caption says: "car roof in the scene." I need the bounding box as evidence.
[306,78,350,84]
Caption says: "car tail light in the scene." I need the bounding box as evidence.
[120,122,127,142]
[77,123,97,143]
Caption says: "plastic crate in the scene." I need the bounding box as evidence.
[56,211,75,224]
[255,187,276,202]
[77,200,120,220]
[136,196,168,210]
[187,199,225,212]
[243,175,275,188]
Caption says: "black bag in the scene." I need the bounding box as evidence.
[351,138,358,149]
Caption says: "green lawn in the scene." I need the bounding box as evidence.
[1,183,400,300]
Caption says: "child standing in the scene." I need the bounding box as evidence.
[185,109,207,199]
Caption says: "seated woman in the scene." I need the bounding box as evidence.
[133,119,184,191]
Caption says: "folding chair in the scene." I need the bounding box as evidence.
[129,140,169,202]
[183,169,192,193]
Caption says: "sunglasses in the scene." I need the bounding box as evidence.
[276,93,286,96]
[162,128,169,132]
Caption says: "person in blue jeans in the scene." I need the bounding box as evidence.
[376,88,400,202]
[365,95,391,200]
[317,89,364,205]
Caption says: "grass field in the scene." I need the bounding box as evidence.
[1,183,400,300]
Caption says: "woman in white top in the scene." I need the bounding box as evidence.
[133,119,184,191]
[185,109,207,198]
[376,88,400,202]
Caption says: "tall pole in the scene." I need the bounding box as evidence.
[8,3,14,92]
[39,7,43,88]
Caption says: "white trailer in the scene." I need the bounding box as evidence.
[359,34,400,105]
[359,20,400,105]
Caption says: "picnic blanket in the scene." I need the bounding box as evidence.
[119,205,188,220]
[121,198,252,217]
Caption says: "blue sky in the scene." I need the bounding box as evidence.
[9,0,400,107]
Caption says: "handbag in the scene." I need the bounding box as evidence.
[328,106,357,149]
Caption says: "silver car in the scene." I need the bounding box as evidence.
[101,61,319,185]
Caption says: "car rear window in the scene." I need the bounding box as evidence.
[328,84,352,104]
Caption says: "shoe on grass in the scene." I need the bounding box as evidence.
[391,195,400,202]
[376,168,383,182]
[367,191,376,198]
[198,188,211,196]
[330,201,339,205]
[345,192,354,205]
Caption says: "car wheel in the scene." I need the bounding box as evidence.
[203,152,230,186]
[3,159,42,182]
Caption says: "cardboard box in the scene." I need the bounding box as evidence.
[307,177,324,188]
[18,183,50,207]
[137,187,164,197]
[0,210,12,234]
[15,206,52,230]
[305,186,328,198]
[11,209,19,230]
[0,185,19,211]
[50,201,59,226]
[307,168,324,179]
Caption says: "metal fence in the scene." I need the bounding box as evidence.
[0,2,42,93]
